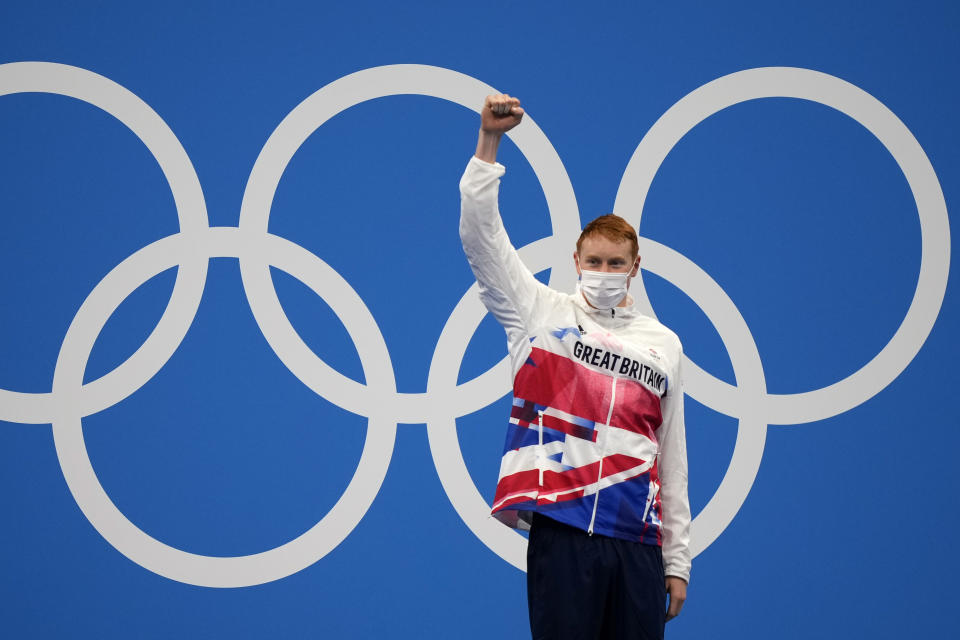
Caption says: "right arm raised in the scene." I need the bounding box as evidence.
[460,95,560,342]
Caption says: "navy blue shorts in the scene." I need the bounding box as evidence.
[527,513,666,640]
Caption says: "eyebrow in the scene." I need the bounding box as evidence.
[583,255,627,262]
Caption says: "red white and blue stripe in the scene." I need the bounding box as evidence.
[492,328,667,545]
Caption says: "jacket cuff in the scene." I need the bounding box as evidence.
[665,567,690,584]
[468,155,505,174]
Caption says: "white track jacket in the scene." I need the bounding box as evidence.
[459,156,692,582]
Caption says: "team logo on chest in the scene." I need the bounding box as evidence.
[546,327,666,396]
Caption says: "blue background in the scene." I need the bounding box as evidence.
[1,1,958,637]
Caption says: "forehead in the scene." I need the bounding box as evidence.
[578,234,637,260]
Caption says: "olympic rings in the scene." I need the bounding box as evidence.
[0,62,950,585]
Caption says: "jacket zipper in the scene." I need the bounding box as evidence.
[588,375,618,535]
[537,409,545,487]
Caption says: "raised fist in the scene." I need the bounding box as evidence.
[481,94,524,134]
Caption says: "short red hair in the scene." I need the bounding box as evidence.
[576,214,639,258]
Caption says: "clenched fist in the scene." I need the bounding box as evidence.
[481,94,524,134]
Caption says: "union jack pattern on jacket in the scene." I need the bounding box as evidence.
[460,157,692,582]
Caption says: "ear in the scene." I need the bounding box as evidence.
[573,252,582,276]
[630,256,641,278]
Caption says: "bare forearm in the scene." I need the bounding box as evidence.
[474,129,503,164]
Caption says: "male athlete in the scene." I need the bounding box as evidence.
[460,94,691,639]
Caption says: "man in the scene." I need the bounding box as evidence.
[459,94,691,640]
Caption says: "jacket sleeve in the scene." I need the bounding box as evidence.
[658,342,692,583]
[459,156,562,343]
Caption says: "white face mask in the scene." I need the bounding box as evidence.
[578,269,631,310]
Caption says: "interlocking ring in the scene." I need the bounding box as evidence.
[615,67,951,554]
[0,62,949,587]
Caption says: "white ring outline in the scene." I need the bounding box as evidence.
[238,64,582,422]
[235,64,582,575]
[0,62,209,425]
[426,237,769,568]
[616,67,951,425]
[52,227,398,588]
